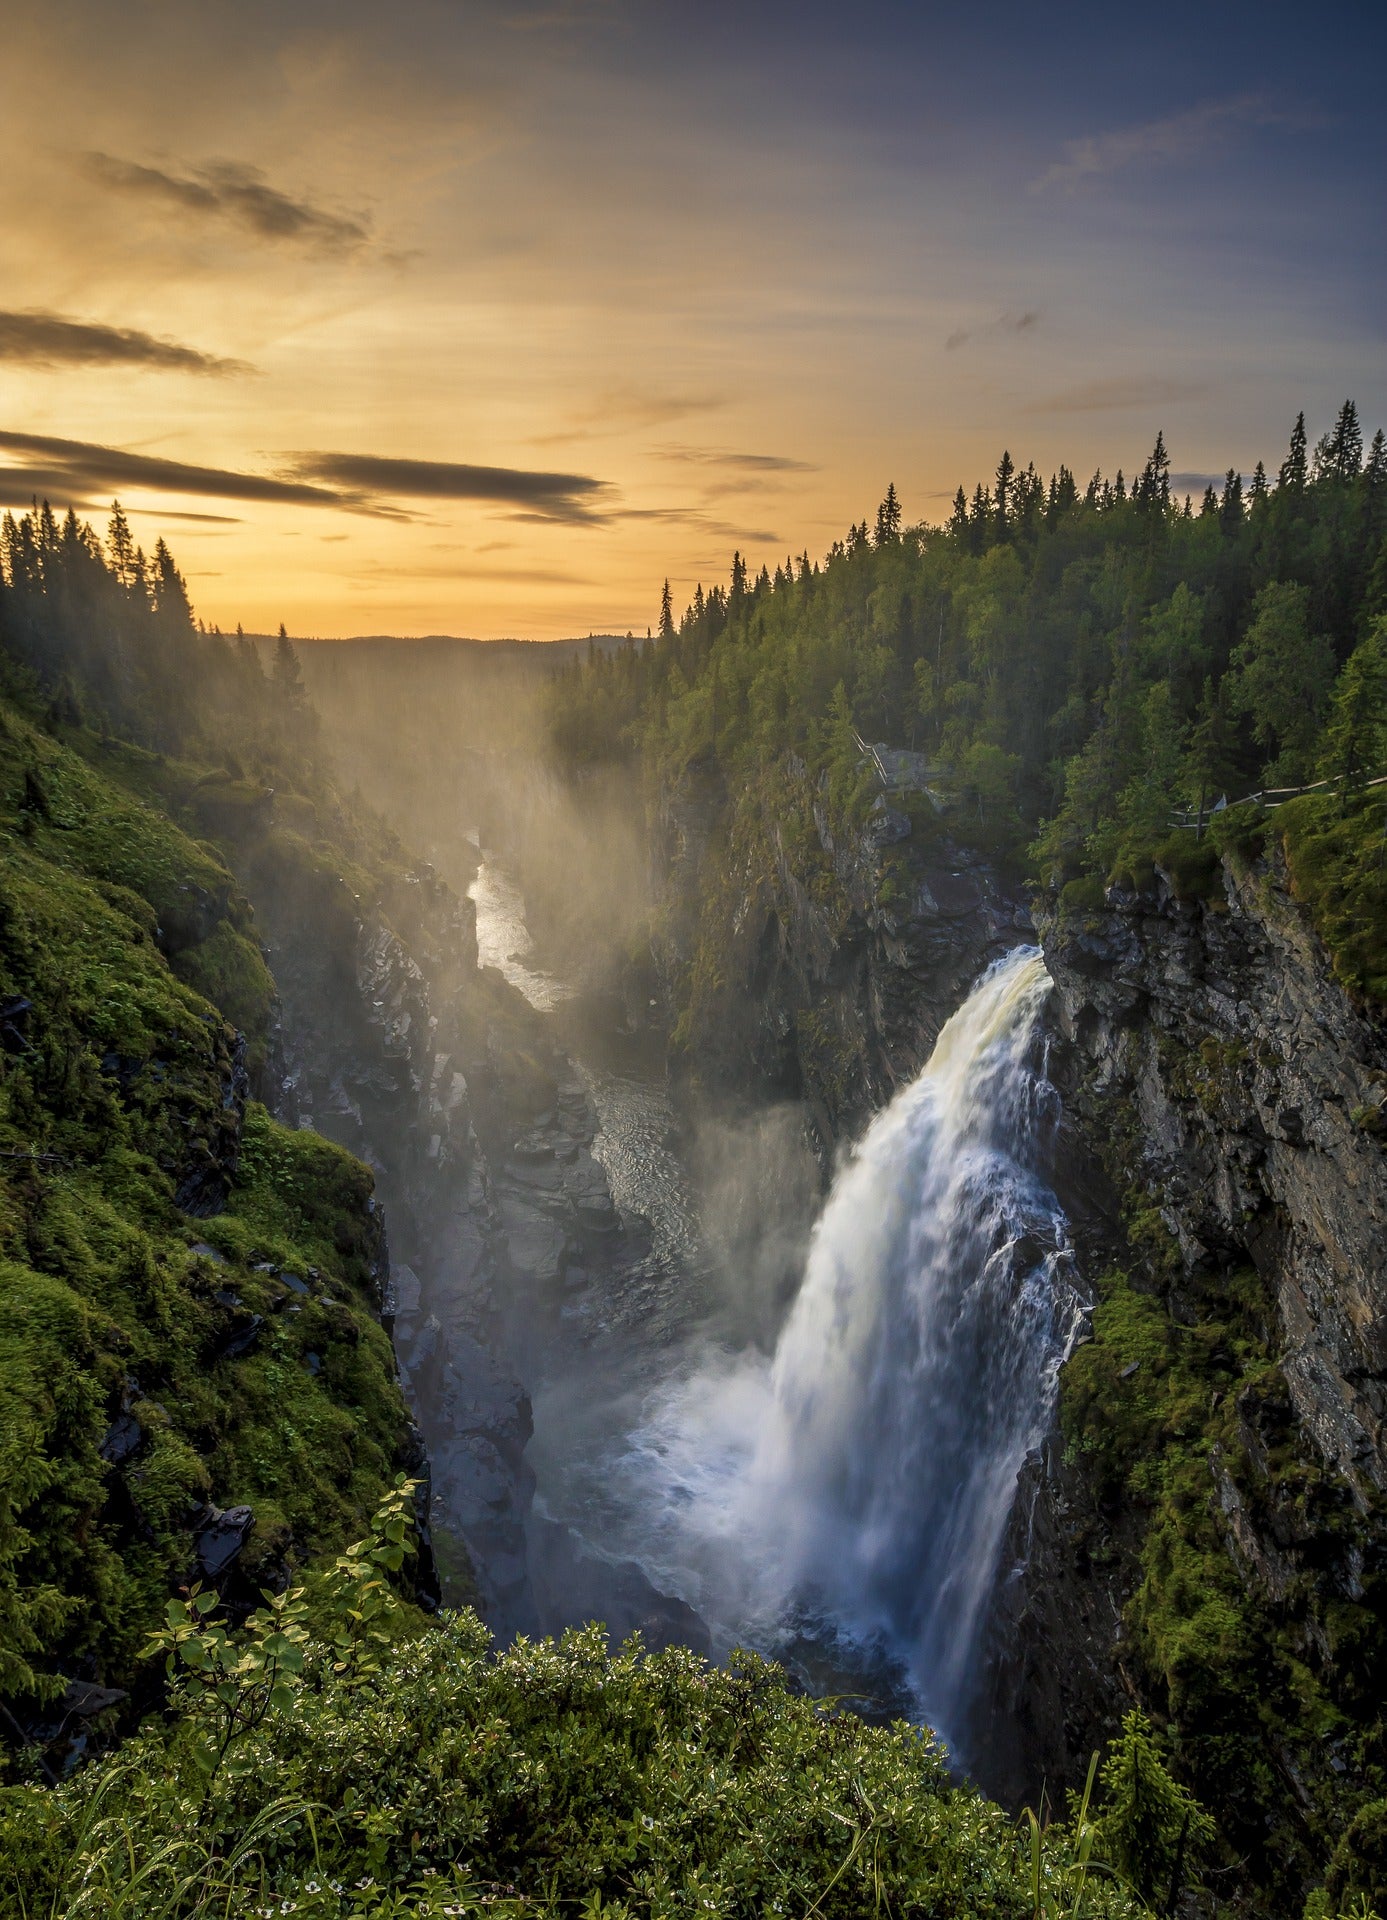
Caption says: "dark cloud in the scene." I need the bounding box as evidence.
[0,433,613,526]
[1023,376,1207,413]
[1170,471,1233,494]
[84,152,371,254]
[0,308,251,375]
[0,430,382,513]
[945,310,1040,351]
[287,452,612,523]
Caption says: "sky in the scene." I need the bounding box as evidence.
[1,0,1384,639]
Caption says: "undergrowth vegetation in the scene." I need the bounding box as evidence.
[1061,1249,1387,1917]
[0,1486,1228,1920]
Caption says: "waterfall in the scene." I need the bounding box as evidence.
[608,946,1083,1757]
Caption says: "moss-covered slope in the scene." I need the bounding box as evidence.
[0,700,418,1717]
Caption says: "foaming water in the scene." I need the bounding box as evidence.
[594,947,1082,1756]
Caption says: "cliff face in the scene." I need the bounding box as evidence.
[653,763,1032,1154]
[1046,858,1387,1500]
[988,852,1387,1902]
[221,830,532,1626]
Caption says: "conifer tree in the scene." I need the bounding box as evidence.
[1219,469,1244,533]
[1136,431,1170,512]
[1228,580,1333,780]
[1186,677,1240,827]
[1093,1710,1214,1909]
[874,482,902,547]
[273,622,307,709]
[1321,616,1387,801]
[1279,411,1308,492]
[658,579,675,643]
[106,502,138,589]
[994,450,1015,537]
[1327,399,1363,481]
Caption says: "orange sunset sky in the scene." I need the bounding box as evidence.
[2,0,1383,639]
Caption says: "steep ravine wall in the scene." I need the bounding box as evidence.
[989,853,1387,1905]
[231,816,708,1651]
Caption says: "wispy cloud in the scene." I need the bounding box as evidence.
[945,310,1039,352]
[285,451,612,523]
[1022,376,1207,414]
[1029,93,1320,194]
[0,309,252,375]
[613,507,781,546]
[84,152,372,254]
[653,445,818,474]
[350,559,595,584]
[129,508,244,524]
[533,386,728,445]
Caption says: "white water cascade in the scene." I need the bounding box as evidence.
[606,946,1083,1756]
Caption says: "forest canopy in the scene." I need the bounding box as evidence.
[546,405,1387,892]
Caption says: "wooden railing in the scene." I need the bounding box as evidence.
[1172,766,1387,830]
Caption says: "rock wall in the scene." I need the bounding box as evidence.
[653,762,1033,1155]
[977,850,1387,1898]
[1046,858,1387,1500]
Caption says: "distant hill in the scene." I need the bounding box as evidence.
[246,631,636,663]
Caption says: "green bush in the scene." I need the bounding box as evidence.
[0,1490,1154,1920]
[1058,874,1106,918]
[1275,792,1387,1004]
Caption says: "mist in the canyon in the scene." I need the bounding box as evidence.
[298,635,1079,1778]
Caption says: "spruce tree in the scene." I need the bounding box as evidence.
[874,482,902,547]
[658,579,675,644]
[1219,469,1244,533]
[1093,1710,1215,1908]
[1136,431,1170,512]
[273,622,307,709]
[1328,399,1363,481]
[106,502,138,590]
[994,450,1015,537]
[1279,411,1308,492]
